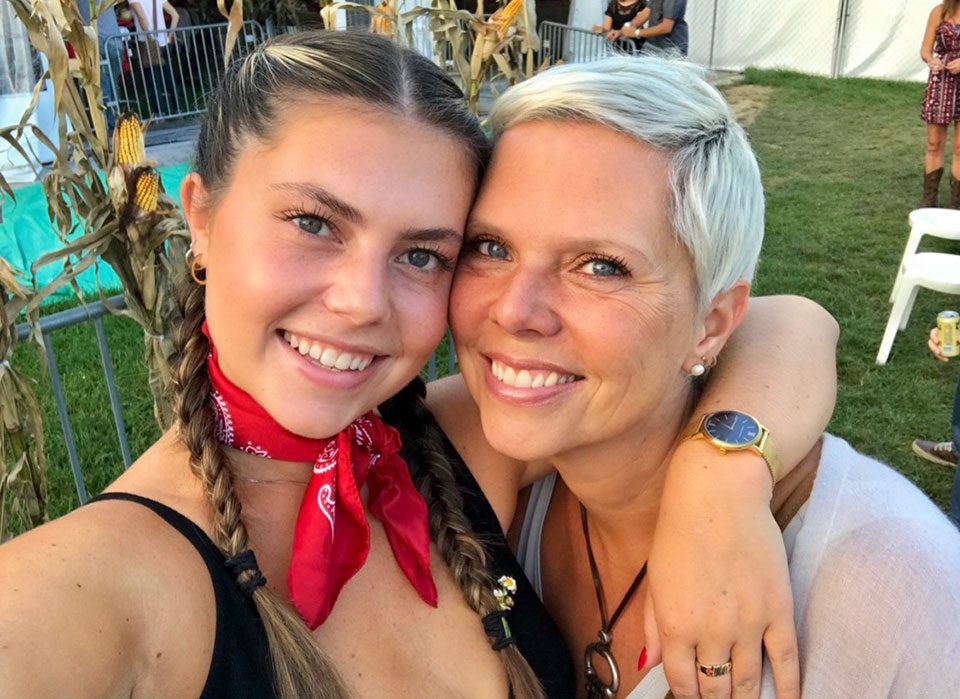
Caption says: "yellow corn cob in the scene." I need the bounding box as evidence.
[371,0,397,36]
[113,114,145,166]
[493,0,523,37]
[132,169,160,213]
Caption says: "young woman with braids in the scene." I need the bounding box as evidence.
[0,32,839,699]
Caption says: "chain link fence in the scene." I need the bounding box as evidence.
[641,0,929,81]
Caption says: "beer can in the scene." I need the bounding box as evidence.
[938,310,960,357]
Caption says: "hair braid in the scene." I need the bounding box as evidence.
[380,379,546,699]
[173,282,348,699]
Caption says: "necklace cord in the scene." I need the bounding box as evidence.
[580,503,648,635]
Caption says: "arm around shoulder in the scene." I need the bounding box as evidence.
[701,294,838,478]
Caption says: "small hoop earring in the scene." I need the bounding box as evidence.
[185,243,206,285]
[690,363,706,377]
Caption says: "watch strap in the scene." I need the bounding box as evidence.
[681,412,781,484]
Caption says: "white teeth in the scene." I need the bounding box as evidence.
[515,370,532,388]
[490,360,576,389]
[317,347,337,367]
[282,332,374,372]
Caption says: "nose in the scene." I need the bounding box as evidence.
[321,247,392,326]
[489,267,561,338]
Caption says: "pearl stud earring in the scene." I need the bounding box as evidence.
[690,363,706,377]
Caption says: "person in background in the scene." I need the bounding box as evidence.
[128,0,180,116]
[920,1,960,207]
[911,326,960,528]
[602,0,647,51]
[77,0,123,130]
[620,0,688,56]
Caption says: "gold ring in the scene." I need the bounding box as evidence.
[696,660,732,677]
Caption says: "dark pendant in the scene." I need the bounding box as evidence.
[583,629,619,698]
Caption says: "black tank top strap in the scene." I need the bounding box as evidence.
[88,492,276,698]
[441,439,578,698]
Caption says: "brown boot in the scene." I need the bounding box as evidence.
[921,167,943,207]
[949,175,960,208]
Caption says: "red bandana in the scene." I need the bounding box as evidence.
[202,326,438,628]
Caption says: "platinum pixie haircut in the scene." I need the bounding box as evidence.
[489,55,764,306]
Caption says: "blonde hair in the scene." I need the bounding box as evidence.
[177,31,543,699]
[490,55,765,308]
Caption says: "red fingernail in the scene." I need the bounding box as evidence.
[638,647,648,671]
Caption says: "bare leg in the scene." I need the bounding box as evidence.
[952,122,960,180]
[927,123,948,173]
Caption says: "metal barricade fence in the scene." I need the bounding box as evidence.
[344,0,377,32]
[103,21,269,124]
[538,21,638,65]
[15,296,456,505]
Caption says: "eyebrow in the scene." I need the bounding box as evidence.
[269,182,364,224]
[400,228,463,245]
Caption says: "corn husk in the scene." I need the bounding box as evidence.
[0,258,47,540]
[216,0,245,66]
[3,2,189,429]
[370,0,398,37]
[323,0,539,114]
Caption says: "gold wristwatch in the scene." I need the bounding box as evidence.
[680,411,782,484]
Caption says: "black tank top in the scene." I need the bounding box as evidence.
[92,460,576,698]
[90,492,275,698]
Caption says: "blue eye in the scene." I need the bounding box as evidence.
[405,249,436,269]
[477,240,510,260]
[293,215,331,237]
[581,257,628,277]
[398,248,452,272]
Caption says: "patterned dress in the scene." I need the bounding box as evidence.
[922,21,960,124]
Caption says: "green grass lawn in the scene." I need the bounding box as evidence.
[742,69,959,510]
[5,68,959,532]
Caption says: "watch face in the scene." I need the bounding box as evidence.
[703,411,760,447]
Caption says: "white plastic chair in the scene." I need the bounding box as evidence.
[877,252,960,365]
[890,208,960,302]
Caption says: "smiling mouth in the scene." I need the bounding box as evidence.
[489,359,582,388]
[281,331,376,372]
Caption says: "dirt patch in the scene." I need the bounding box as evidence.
[720,84,774,127]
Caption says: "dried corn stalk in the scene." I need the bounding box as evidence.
[0,258,47,540]
[319,0,537,114]
[2,2,189,429]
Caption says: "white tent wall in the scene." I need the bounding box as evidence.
[565,0,931,82]
[686,0,843,76]
[838,0,928,81]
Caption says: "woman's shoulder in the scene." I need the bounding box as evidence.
[0,493,216,697]
[792,434,960,625]
[930,3,948,24]
[785,435,960,695]
[813,434,958,535]
[426,374,526,528]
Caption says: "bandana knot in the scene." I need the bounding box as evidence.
[202,324,437,628]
